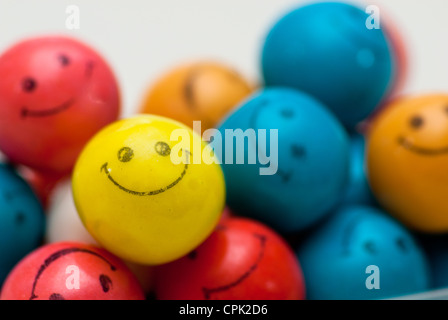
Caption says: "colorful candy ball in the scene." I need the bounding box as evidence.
[217,87,349,233]
[261,2,396,129]
[154,217,305,300]
[0,242,145,300]
[72,115,225,265]
[367,94,448,232]
[0,164,45,285]
[139,61,253,134]
[0,35,120,175]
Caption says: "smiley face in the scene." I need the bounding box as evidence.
[0,36,120,174]
[72,115,225,265]
[0,164,45,286]
[154,217,305,300]
[140,61,253,134]
[0,242,145,300]
[367,94,448,232]
[100,142,190,196]
[297,206,430,300]
[218,88,349,233]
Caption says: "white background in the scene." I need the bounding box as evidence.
[0,0,446,117]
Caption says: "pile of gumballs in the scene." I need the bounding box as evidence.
[0,1,447,300]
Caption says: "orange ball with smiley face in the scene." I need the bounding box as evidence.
[139,61,253,133]
[367,94,448,232]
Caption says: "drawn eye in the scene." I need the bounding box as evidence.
[280,109,294,118]
[363,241,377,254]
[99,274,112,293]
[187,250,197,260]
[291,144,306,159]
[117,147,134,162]
[396,238,408,252]
[155,141,171,156]
[15,211,25,225]
[58,54,70,67]
[22,77,37,92]
[49,293,65,300]
[409,115,424,129]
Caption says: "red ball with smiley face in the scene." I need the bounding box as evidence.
[154,217,305,300]
[0,242,145,300]
[0,36,120,175]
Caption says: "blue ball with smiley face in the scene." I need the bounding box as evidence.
[216,87,349,234]
[296,206,431,300]
[261,2,395,129]
[0,164,45,285]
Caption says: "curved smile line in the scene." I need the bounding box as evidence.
[21,98,75,118]
[100,151,190,196]
[398,136,448,156]
[202,230,267,300]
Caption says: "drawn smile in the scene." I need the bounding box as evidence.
[398,136,448,156]
[201,227,267,300]
[100,150,190,196]
[21,98,75,118]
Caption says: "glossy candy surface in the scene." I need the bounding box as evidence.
[261,2,395,129]
[72,115,225,265]
[0,36,120,175]
[0,164,45,285]
[0,242,145,300]
[367,94,448,232]
[155,217,305,300]
[217,88,349,233]
[297,206,430,300]
[140,61,253,134]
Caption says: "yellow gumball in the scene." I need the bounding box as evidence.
[72,115,225,265]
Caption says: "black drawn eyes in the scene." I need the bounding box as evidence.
[22,78,37,92]
[47,274,112,299]
[99,274,112,292]
[117,142,171,163]
[58,54,70,67]
[363,238,409,255]
[409,115,424,129]
[118,147,134,162]
[291,144,306,159]
[155,141,171,156]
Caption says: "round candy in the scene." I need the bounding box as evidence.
[217,88,349,233]
[139,61,253,134]
[0,36,120,175]
[367,94,448,232]
[261,2,395,129]
[297,206,430,300]
[72,115,225,265]
[0,164,45,285]
[341,133,374,206]
[0,242,145,300]
[154,217,305,300]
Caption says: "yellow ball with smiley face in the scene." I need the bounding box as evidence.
[72,115,225,265]
[367,94,448,232]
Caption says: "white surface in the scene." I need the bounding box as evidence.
[0,0,446,118]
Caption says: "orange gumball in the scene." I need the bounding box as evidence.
[367,94,448,232]
[139,61,253,133]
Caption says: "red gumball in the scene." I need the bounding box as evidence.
[0,242,145,300]
[154,217,305,300]
[0,36,120,175]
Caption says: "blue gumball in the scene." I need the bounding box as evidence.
[216,87,349,234]
[297,206,430,300]
[261,2,395,129]
[341,133,374,206]
[0,164,45,285]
